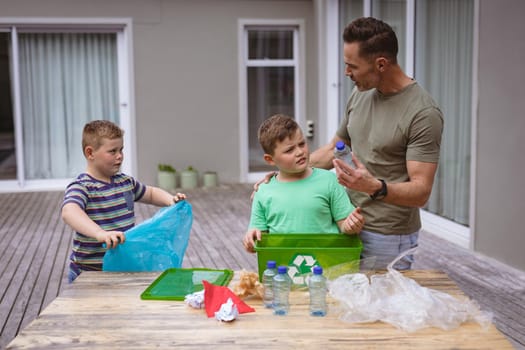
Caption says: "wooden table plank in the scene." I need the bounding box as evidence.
[6,270,513,349]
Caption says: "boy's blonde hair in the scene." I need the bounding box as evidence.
[258,114,299,155]
[82,120,123,156]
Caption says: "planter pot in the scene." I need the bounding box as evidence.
[157,171,176,192]
[203,171,218,188]
[180,170,198,189]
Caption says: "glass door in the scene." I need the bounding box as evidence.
[17,32,120,180]
[0,32,16,180]
[336,0,474,228]
[0,21,132,192]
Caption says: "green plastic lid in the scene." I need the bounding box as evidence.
[140,268,234,301]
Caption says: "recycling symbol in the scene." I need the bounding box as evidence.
[287,253,318,285]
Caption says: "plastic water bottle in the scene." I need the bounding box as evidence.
[262,260,278,308]
[334,140,355,168]
[308,266,327,317]
[273,266,291,315]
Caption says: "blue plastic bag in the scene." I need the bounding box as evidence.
[103,200,193,272]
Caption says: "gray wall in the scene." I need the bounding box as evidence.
[0,0,317,185]
[476,0,525,270]
[132,0,317,185]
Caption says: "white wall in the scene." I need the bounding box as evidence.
[475,0,525,271]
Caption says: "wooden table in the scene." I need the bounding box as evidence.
[7,270,513,349]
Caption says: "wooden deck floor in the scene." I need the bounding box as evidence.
[1,184,524,349]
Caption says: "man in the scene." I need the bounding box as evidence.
[309,17,444,269]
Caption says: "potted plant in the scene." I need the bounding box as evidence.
[180,166,198,189]
[203,171,218,188]
[157,164,177,191]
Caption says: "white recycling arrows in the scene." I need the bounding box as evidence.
[288,254,318,285]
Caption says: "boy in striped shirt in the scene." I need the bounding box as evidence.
[61,120,186,282]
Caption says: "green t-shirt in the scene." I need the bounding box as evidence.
[336,82,443,235]
[249,168,355,233]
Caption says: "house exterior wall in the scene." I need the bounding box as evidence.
[476,0,525,271]
[132,0,317,185]
[0,0,317,185]
[3,0,525,272]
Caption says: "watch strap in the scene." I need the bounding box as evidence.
[370,179,387,200]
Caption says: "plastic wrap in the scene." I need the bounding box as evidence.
[329,247,493,332]
[103,200,192,271]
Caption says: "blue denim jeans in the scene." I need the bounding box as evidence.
[359,230,419,271]
[68,262,82,283]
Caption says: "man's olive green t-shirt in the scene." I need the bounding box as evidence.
[336,82,443,235]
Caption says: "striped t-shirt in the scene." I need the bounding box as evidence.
[62,173,146,275]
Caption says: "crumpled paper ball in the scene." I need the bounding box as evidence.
[184,290,205,309]
[231,270,264,299]
[215,298,239,322]
[203,280,255,318]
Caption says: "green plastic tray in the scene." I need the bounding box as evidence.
[140,268,234,300]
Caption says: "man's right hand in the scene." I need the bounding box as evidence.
[250,171,276,201]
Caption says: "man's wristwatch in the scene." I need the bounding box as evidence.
[370,179,387,200]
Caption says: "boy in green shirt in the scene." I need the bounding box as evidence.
[243,114,364,252]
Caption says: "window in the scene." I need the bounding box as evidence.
[0,19,133,192]
[238,20,305,182]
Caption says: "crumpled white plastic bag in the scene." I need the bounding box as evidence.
[329,247,493,332]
